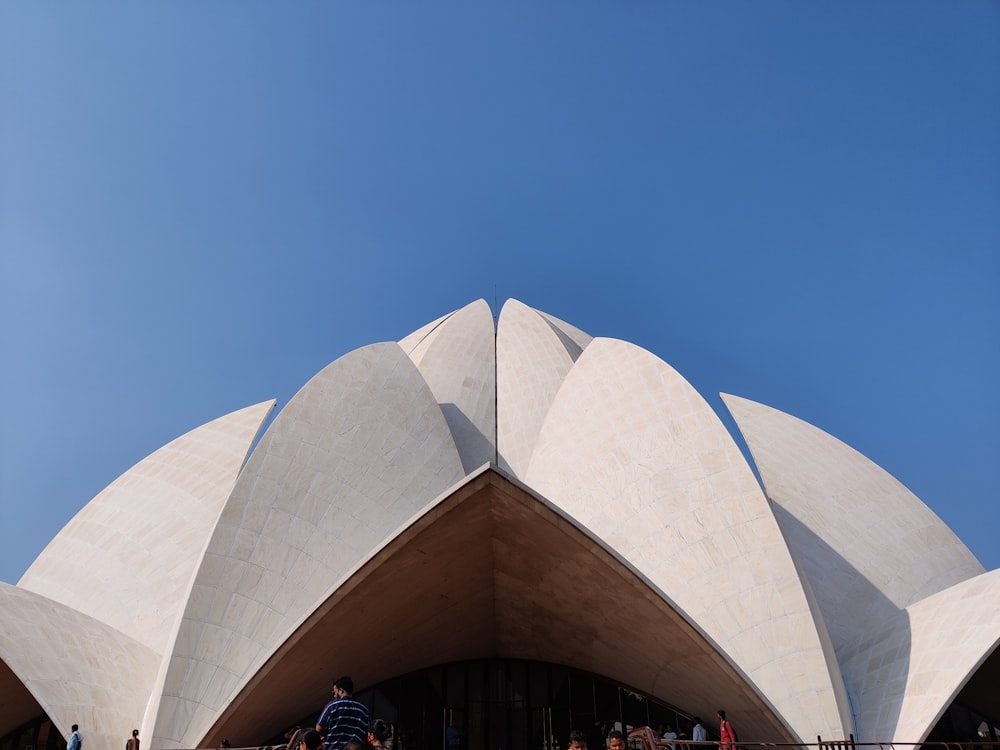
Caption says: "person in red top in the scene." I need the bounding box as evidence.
[717,710,737,750]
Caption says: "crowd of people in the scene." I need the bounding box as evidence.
[307,674,738,750]
[568,711,736,750]
[67,676,736,750]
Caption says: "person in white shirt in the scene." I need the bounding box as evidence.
[662,723,678,750]
[692,718,708,743]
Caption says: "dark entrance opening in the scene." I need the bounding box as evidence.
[354,659,691,750]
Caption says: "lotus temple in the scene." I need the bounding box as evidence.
[2,299,997,750]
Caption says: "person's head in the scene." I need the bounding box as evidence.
[301,730,322,750]
[332,675,354,698]
[568,729,588,750]
[717,710,726,721]
[608,730,626,750]
[370,720,391,743]
[693,717,702,726]
[132,731,139,738]
[221,740,231,748]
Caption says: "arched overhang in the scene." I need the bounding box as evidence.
[950,644,1000,728]
[202,468,798,747]
[0,659,42,738]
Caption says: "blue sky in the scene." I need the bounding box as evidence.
[1,2,998,583]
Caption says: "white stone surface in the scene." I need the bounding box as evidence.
[722,393,986,739]
[0,582,160,750]
[401,299,497,472]
[4,300,993,750]
[19,401,274,653]
[397,308,453,353]
[536,308,593,358]
[152,343,466,749]
[525,338,852,742]
[841,569,1000,741]
[497,299,586,478]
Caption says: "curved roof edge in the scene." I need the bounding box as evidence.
[201,465,802,747]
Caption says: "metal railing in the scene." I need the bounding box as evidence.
[624,730,1000,750]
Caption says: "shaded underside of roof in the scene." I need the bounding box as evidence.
[202,469,798,748]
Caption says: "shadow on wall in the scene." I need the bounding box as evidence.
[541,318,585,361]
[440,403,495,474]
[771,505,909,740]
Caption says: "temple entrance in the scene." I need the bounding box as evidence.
[357,659,691,750]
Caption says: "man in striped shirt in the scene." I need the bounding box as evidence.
[315,676,370,750]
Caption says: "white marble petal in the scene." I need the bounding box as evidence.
[4,300,991,750]
[401,299,497,472]
[152,343,466,749]
[526,339,851,742]
[398,308,454,356]
[721,395,983,666]
[536,309,593,359]
[19,401,275,653]
[0,583,160,750]
[844,569,1000,741]
[496,299,584,478]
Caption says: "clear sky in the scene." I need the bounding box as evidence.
[1,2,998,584]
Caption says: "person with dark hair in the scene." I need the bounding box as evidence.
[717,711,737,750]
[126,729,140,750]
[662,722,678,750]
[692,717,708,743]
[608,729,626,750]
[368,720,391,749]
[68,725,82,750]
[568,729,588,750]
[300,730,322,750]
[316,676,370,750]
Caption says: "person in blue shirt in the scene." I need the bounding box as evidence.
[315,676,369,750]
[67,725,82,750]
